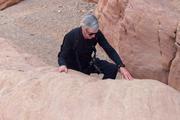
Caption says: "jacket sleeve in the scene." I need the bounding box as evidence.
[97,30,125,67]
[58,34,73,66]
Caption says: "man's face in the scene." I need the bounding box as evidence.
[84,28,98,39]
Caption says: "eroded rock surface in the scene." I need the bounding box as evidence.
[89,0,180,90]
[1,69,180,120]
[168,23,180,91]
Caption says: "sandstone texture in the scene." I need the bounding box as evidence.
[0,0,22,10]
[168,23,180,91]
[89,0,180,90]
[1,70,180,120]
[0,37,46,70]
[0,38,180,120]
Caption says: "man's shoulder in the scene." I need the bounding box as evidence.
[95,29,105,39]
[96,29,103,36]
[66,27,81,37]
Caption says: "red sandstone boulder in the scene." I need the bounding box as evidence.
[91,0,180,90]
[1,67,180,120]
[0,0,22,10]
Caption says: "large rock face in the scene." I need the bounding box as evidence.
[168,23,180,91]
[89,0,180,90]
[1,69,180,120]
[0,38,180,120]
[0,0,22,10]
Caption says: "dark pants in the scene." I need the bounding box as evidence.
[82,58,119,79]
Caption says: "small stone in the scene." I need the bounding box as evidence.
[58,10,62,13]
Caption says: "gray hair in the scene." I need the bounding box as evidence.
[80,14,99,31]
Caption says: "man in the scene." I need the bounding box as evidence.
[58,14,133,80]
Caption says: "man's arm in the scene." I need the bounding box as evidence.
[96,30,125,67]
[97,30,133,80]
[58,34,73,72]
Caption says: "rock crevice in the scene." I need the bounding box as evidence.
[168,22,180,91]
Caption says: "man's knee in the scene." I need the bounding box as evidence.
[106,63,118,72]
[102,63,118,79]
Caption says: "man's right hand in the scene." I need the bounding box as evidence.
[58,65,68,73]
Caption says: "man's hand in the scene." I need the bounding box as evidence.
[119,67,133,80]
[58,65,68,73]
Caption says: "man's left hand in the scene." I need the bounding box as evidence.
[119,67,133,80]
